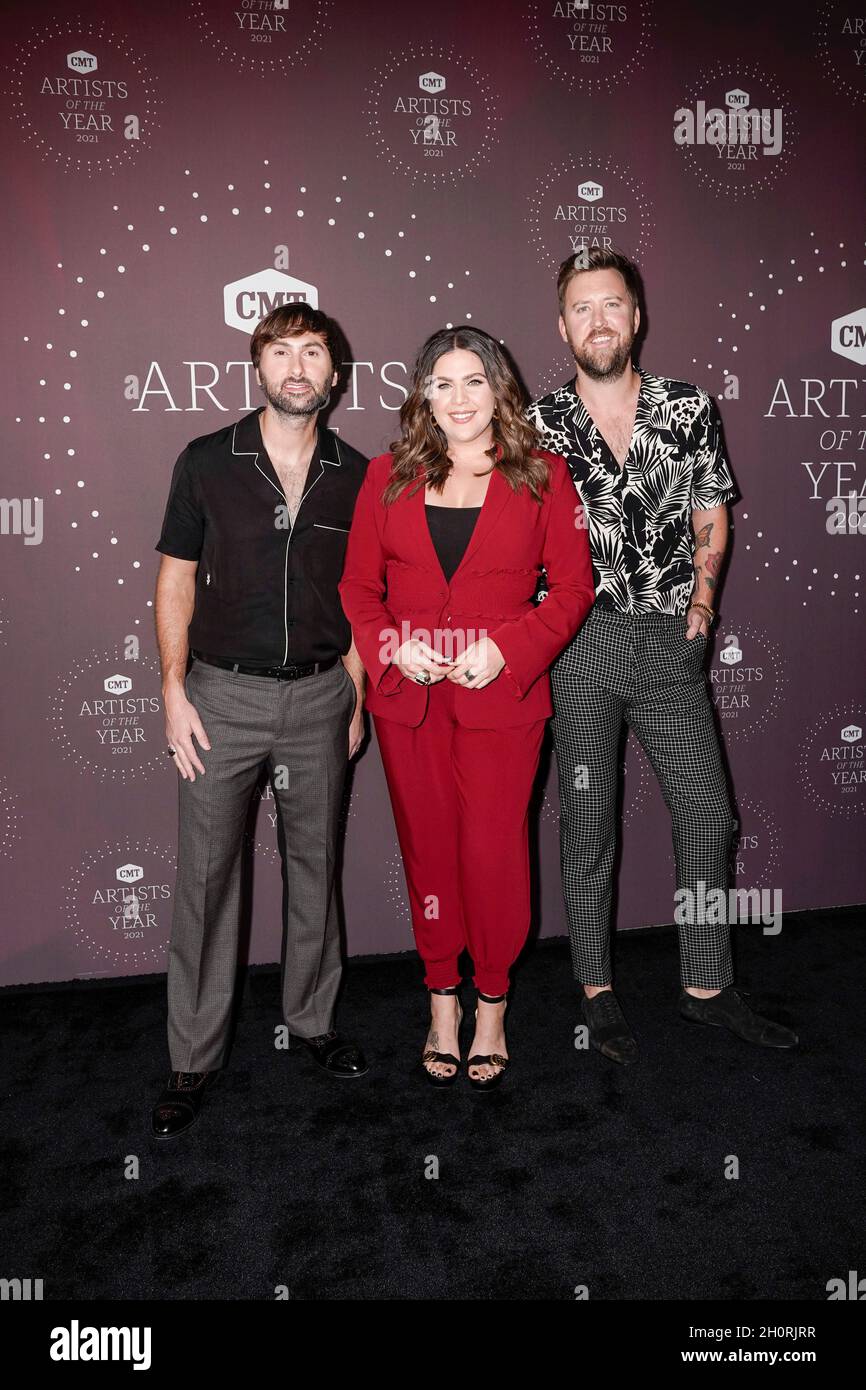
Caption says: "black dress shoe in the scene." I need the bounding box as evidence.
[581,990,638,1065]
[289,1030,369,1078]
[679,986,798,1048]
[151,1071,213,1139]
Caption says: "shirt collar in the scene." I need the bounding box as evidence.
[560,364,659,416]
[551,366,662,476]
[558,366,666,446]
[232,406,343,467]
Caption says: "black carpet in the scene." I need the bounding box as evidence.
[1,908,863,1301]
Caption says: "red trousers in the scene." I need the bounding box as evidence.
[373,678,546,996]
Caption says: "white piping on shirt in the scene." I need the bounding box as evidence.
[231,421,345,665]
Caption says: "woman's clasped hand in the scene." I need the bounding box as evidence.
[392,636,505,689]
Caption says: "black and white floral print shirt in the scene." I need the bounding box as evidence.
[529,368,737,616]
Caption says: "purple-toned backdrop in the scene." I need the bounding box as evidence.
[1,0,864,986]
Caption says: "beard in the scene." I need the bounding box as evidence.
[261,376,331,417]
[570,330,634,383]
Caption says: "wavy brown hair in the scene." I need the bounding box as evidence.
[249,302,345,372]
[383,327,550,505]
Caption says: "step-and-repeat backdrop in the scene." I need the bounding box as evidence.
[1,1,864,985]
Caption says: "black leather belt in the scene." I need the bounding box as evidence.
[191,650,339,681]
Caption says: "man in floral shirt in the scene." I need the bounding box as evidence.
[530,247,797,1062]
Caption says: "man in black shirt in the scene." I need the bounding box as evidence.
[531,248,798,1063]
[152,304,369,1138]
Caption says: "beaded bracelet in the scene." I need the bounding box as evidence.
[688,600,714,623]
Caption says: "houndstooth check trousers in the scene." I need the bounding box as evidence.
[550,605,737,990]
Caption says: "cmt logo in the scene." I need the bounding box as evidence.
[67,50,97,72]
[831,308,866,366]
[115,864,143,884]
[103,674,132,695]
[223,269,318,333]
[578,180,603,202]
[673,92,783,154]
[719,634,743,666]
[419,71,446,92]
[841,725,862,743]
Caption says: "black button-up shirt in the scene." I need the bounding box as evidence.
[530,368,737,615]
[155,406,368,666]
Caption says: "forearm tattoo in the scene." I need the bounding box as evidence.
[693,521,722,593]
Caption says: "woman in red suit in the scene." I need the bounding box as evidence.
[339,327,594,1089]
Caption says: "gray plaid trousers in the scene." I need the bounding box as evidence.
[550,607,737,990]
[166,657,356,1071]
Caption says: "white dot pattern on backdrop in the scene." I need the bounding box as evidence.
[525,0,655,95]
[527,150,654,274]
[675,61,798,201]
[246,828,281,871]
[706,620,786,743]
[8,18,162,176]
[383,846,413,933]
[0,777,22,861]
[732,794,781,887]
[693,235,865,615]
[366,44,500,187]
[533,351,582,401]
[47,651,165,785]
[64,839,176,968]
[798,706,866,820]
[40,157,476,627]
[815,0,866,108]
[337,780,357,833]
[187,0,331,73]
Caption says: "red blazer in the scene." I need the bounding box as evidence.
[338,449,595,728]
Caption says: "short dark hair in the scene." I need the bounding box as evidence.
[557,246,641,314]
[250,302,344,372]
